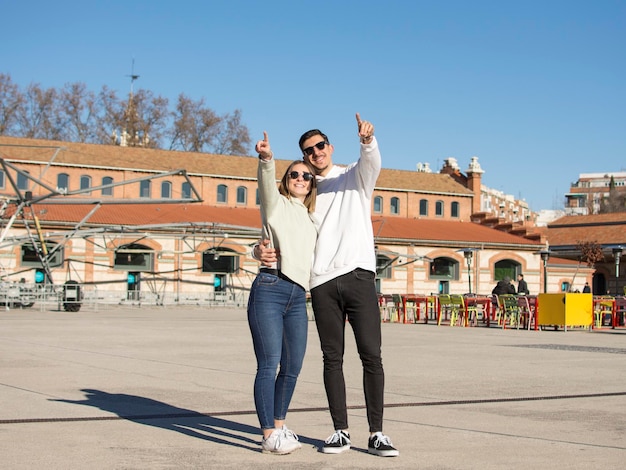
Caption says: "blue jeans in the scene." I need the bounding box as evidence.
[247,271,308,430]
[311,268,384,433]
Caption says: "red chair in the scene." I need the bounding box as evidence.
[614,297,626,328]
[517,295,536,330]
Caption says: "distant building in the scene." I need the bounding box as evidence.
[565,171,626,215]
[437,156,536,230]
[535,209,566,227]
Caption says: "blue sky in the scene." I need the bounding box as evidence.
[3,0,624,212]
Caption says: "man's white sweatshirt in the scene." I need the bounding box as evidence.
[309,137,381,289]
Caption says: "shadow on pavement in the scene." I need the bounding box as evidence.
[52,389,268,452]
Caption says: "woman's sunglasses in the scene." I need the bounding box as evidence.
[288,171,314,182]
[302,141,328,156]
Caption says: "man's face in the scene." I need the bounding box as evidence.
[302,135,333,176]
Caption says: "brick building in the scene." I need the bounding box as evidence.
[0,136,593,303]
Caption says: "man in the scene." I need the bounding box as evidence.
[517,274,529,295]
[492,276,516,295]
[255,113,398,457]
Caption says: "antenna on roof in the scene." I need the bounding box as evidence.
[126,58,140,95]
[116,58,148,148]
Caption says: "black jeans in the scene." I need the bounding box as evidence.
[311,268,384,433]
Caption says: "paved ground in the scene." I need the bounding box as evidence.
[1,305,625,469]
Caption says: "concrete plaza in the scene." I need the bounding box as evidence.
[1,306,624,469]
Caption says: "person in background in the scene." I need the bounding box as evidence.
[255,114,399,458]
[492,276,516,295]
[247,132,317,455]
[582,282,591,293]
[517,274,529,295]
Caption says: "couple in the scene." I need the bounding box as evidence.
[246,114,399,457]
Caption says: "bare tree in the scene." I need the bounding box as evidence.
[213,109,251,156]
[94,85,124,145]
[15,83,63,140]
[129,89,169,148]
[169,94,220,152]
[57,82,99,143]
[0,73,24,135]
[577,240,604,267]
[0,73,252,155]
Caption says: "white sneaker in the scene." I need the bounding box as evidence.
[261,428,300,455]
[281,425,302,449]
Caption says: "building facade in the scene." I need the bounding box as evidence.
[0,136,593,304]
[565,171,626,215]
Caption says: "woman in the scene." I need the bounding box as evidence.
[247,131,317,455]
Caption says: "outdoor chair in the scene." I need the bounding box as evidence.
[463,294,482,326]
[437,294,452,325]
[517,295,535,330]
[615,297,626,328]
[392,293,405,323]
[593,296,615,329]
[379,294,399,322]
[449,294,468,326]
[401,296,418,323]
[438,294,466,326]
[497,294,522,329]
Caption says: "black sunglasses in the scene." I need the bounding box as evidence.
[288,171,314,182]
[302,141,328,156]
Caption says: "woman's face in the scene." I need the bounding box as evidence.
[287,163,314,200]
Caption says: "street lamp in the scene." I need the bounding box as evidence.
[539,250,551,293]
[462,249,474,293]
[612,246,623,278]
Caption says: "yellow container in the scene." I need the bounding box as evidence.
[537,293,593,330]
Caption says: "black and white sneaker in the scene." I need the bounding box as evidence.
[368,432,399,457]
[322,429,351,454]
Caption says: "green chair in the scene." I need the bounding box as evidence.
[497,294,521,329]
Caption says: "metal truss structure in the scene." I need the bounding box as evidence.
[0,144,261,298]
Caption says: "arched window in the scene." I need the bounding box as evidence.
[435,200,444,217]
[373,196,383,213]
[217,184,228,203]
[390,197,400,215]
[80,175,91,195]
[21,242,63,267]
[161,181,172,198]
[236,186,247,204]
[102,176,113,196]
[451,201,459,218]
[429,257,459,280]
[140,180,151,198]
[202,247,240,273]
[114,243,154,272]
[419,199,428,216]
[255,188,260,205]
[494,259,521,281]
[181,182,191,199]
[57,173,69,192]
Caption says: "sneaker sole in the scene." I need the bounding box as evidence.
[321,445,351,454]
[368,447,399,457]
[262,446,300,455]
